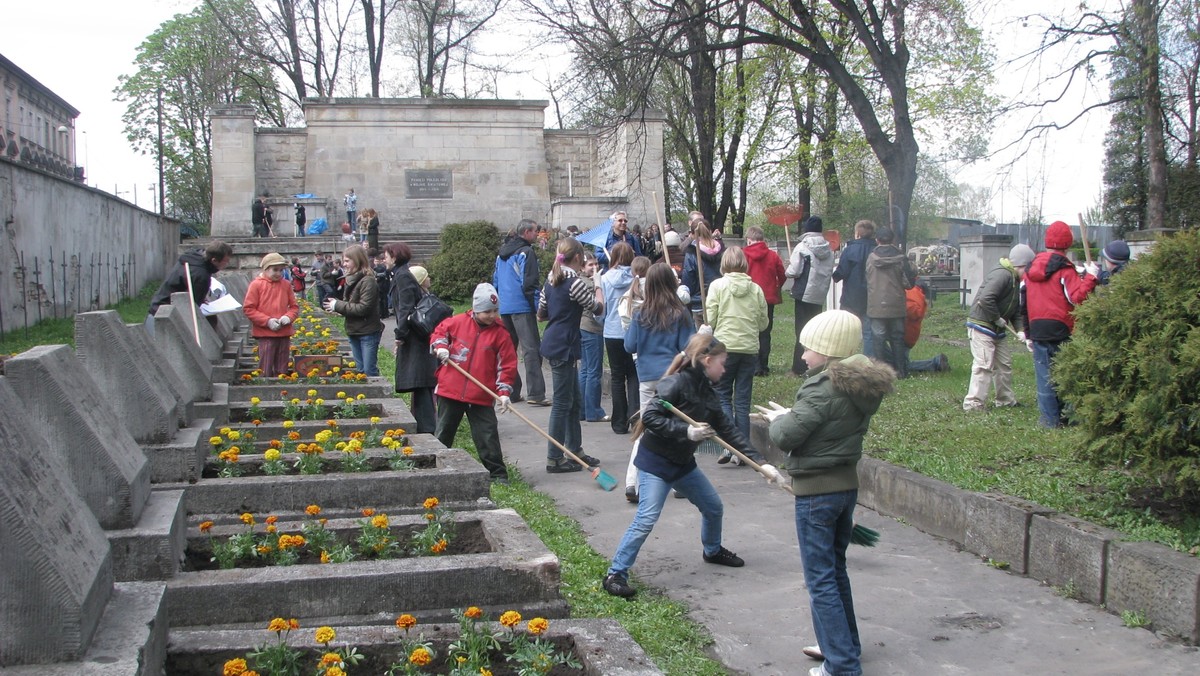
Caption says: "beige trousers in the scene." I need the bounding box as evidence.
[963,328,1015,410]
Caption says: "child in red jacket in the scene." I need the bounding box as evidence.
[430,283,518,482]
[243,252,299,377]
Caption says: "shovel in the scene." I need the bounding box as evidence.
[445,360,618,491]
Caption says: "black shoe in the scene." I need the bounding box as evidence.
[510,395,525,403]
[717,450,733,464]
[526,398,551,407]
[603,573,636,598]
[703,546,744,567]
[612,426,629,435]
[754,369,770,377]
[576,453,601,467]
[625,486,638,503]
[546,458,582,473]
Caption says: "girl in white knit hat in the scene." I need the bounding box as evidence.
[760,309,896,676]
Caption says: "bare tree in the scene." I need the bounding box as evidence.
[397,0,505,97]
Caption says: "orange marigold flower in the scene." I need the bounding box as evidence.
[240,513,255,525]
[199,521,214,533]
[252,419,262,427]
[403,446,414,456]
[320,652,342,666]
[371,515,389,529]
[499,610,522,628]
[265,515,278,525]
[223,657,248,676]
[409,647,432,666]
[265,524,277,534]
[327,419,339,427]
[395,614,417,630]
[256,545,272,555]
[305,504,321,516]
[320,518,328,525]
[423,497,439,510]
[424,513,435,521]
[361,508,376,517]
[267,617,289,633]
[325,667,344,676]
[430,539,448,554]
[527,617,549,635]
[314,626,336,644]
[288,618,300,630]
[464,606,483,620]
[243,671,260,676]
[288,431,301,441]
[269,439,283,449]
[320,550,331,564]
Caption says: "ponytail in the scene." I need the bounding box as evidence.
[549,238,584,286]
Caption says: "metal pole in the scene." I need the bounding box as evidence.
[48,249,57,319]
[32,256,43,324]
[157,87,166,216]
[18,252,28,338]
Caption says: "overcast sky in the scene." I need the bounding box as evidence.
[4,0,1115,225]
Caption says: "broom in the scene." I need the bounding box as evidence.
[446,360,618,491]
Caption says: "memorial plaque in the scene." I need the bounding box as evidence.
[406,169,453,199]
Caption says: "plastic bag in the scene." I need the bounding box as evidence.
[306,218,328,235]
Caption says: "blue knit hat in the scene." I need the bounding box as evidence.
[1102,240,1130,263]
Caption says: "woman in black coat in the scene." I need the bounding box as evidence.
[385,242,438,434]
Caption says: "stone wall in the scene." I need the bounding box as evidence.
[255,128,308,201]
[0,157,176,332]
[544,130,594,197]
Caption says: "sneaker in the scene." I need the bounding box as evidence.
[717,450,733,464]
[702,546,744,567]
[546,458,581,473]
[602,573,636,598]
[809,664,831,676]
[576,453,601,467]
[935,353,950,372]
[625,486,638,504]
[526,398,551,407]
[802,645,824,660]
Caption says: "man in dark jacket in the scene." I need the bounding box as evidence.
[146,240,233,336]
[832,220,877,356]
[493,219,547,405]
[865,226,915,377]
[963,244,1032,410]
[595,211,643,270]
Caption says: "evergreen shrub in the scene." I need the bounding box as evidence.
[426,221,502,301]
[1056,229,1200,496]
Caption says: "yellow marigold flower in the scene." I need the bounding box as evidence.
[240,513,255,525]
[227,430,241,441]
[267,617,289,633]
[336,391,346,399]
[256,545,272,555]
[290,398,301,406]
[423,497,439,510]
[320,550,330,564]
[223,657,248,676]
[464,606,483,620]
[480,669,493,676]
[325,667,344,676]
[430,539,447,554]
[395,614,417,630]
[335,442,347,451]
[425,512,435,521]
[306,504,321,516]
[251,369,262,377]
[371,515,389,529]
[457,656,467,664]
[381,436,394,446]
[395,428,406,435]
[357,393,366,400]
[265,524,277,533]
[332,366,341,372]
[343,397,352,404]
[244,671,260,676]
[250,397,261,405]
[361,508,376,517]
[209,436,223,446]
[527,617,549,635]
[315,398,325,406]
[220,427,232,435]
[499,610,522,628]
[199,520,214,533]
[409,647,432,666]
[403,446,414,456]
[307,389,318,397]
[314,626,336,644]
[320,652,342,666]
[314,430,333,443]
[264,449,281,462]
[370,416,381,424]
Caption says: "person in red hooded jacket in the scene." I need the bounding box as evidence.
[1024,220,1099,428]
[743,226,787,376]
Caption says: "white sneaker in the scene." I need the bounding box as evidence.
[802,645,824,660]
[809,664,831,676]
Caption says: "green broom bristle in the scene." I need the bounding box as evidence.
[851,524,880,547]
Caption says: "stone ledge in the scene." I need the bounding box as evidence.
[1028,512,1123,605]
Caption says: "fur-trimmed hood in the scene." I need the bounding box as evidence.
[826,354,897,415]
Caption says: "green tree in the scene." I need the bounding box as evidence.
[115,0,284,227]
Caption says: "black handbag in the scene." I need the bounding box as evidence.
[409,290,453,339]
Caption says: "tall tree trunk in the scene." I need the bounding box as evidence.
[818,77,842,227]
[1136,0,1167,229]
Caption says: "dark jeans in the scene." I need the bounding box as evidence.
[1033,340,1067,428]
[435,396,507,479]
[871,316,906,378]
[795,489,862,676]
[579,330,606,420]
[501,313,545,401]
[715,352,758,442]
[792,300,823,374]
[605,337,640,433]
[547,359,583,461]
[408,387,436,435]
[757,303,776,373]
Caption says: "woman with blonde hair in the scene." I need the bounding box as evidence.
[323,244,383,376]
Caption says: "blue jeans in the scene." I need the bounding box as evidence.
[860,316,874,359]
[870,317,905,378]
[904,345,940,373]
[579,330,606,420]
[715,352,757,441]
[348,331,381,377]
[1032,340,1066,428]
[547,359,582,460]
[795,489,862,676]
[608,465,724,575]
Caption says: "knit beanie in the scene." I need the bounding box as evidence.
[472,283,499,312]
[663,230,682,247]
[799,309,862,359]
[409,266,429,286]
[260,252,287,269]
[1008,244,1035,268]
[1044,221,1073,250]
[1102,240,1130,263]
[803,215,824,233]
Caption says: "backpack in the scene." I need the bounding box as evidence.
[409,289,453,339]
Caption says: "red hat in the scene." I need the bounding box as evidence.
[1044,221,1073,250]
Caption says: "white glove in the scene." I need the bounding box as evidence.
[754,401,790,422]
[698,323,713,336]
[1024,339,1034,353]
[1016,331,1026,343]
[759,463,786,486]
[435,348,450,364]
[687,424,716,441]
[1084,262,1100,278]
[266,318,281,331]
[278,315,291,326]
[495,395,511,414]
[323,299,336,312]
[676,285,692,304]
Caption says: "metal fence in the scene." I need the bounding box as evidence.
[2,249,138,341]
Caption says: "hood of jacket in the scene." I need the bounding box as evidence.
[498,235,531,261]
[800,232,832,260]
[180,249,208,269]
[720,271,758,297]
[826,354,896,416]
[1026,251,1074,282]
[743,240,774,263]
[690,239,726,263]
[868,244,905,268]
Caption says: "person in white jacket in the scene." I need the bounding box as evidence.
[787,216,835,374]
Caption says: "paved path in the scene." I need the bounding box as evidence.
[382,327,1197,674]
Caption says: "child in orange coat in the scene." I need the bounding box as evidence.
[243,252,300,376]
